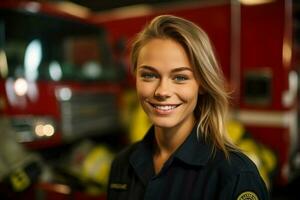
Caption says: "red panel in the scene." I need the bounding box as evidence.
[240,1,291,110]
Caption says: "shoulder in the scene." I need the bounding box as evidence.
[209,150,269,199]
[206,149,264,187]
[214,150,260,175]
[228,151,259,173]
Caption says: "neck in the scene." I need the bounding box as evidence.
[154,117,195,156]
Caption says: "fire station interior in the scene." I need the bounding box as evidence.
[0,0,300,199]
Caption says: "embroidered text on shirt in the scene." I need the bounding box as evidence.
[110,183,128,190]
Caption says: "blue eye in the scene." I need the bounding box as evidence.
[141,72,157,80]
[174,75,188,82]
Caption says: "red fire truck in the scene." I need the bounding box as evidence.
[0,1,124,199]
[92,0,299,186]
[0,1,122,150]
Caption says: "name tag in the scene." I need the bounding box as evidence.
[110,183,128,190]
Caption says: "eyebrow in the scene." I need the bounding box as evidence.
[138,65,193,73]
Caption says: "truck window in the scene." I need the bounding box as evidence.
[0,9,116,82]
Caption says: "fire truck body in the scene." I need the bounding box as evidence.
[0,2,121,149]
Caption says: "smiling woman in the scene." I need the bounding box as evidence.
[107,15,269,200]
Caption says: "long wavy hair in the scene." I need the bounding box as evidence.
[130,15,237,158]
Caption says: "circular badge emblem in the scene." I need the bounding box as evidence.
[237,191,258,200]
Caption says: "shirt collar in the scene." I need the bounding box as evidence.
[129,125,212,184]
[173,125,212,166]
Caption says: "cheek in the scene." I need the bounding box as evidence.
[178,86,199,107]
[136,81,155,100]
[182,91,198,103]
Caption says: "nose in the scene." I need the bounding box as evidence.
[154,79,171,100]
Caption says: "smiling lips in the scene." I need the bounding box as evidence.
[148,102,181,113]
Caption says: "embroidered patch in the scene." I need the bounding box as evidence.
[110,183,128,190]
[237,191,259,200]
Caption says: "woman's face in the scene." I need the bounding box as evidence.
[136,38,200,129]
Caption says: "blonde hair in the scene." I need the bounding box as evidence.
[131,15,237,158]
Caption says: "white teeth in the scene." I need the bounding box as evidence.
[154,105,176,111]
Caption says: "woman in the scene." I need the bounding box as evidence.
[107,15,269,200]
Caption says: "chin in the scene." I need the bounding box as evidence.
[151,118,178,129]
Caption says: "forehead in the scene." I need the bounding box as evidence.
[137,38,192,70]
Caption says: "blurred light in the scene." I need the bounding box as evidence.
[0,50,8,78]
[283,40,292,69]
[282,71,298,107]
[24,39,42,81]
[109,4,152,18]
[35,124,44,137]
[289,71,298,93]
[35,123,55,137]
[82,61,102,79]
[57,87,72,101]
[50,184,71,194]
[94,4,153,22]
[44,124,55,136]
[14,78,28,96]
[239,0,274,5]
[49,61,62,81]
[27,81,39,102]
[6,78,18,106]
[56,2,90,18]
[24,2,41,13]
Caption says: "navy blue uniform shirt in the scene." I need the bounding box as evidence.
[107,126,269,200]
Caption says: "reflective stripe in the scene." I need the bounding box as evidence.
[232,109,297,127]
[232,109,298,154]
